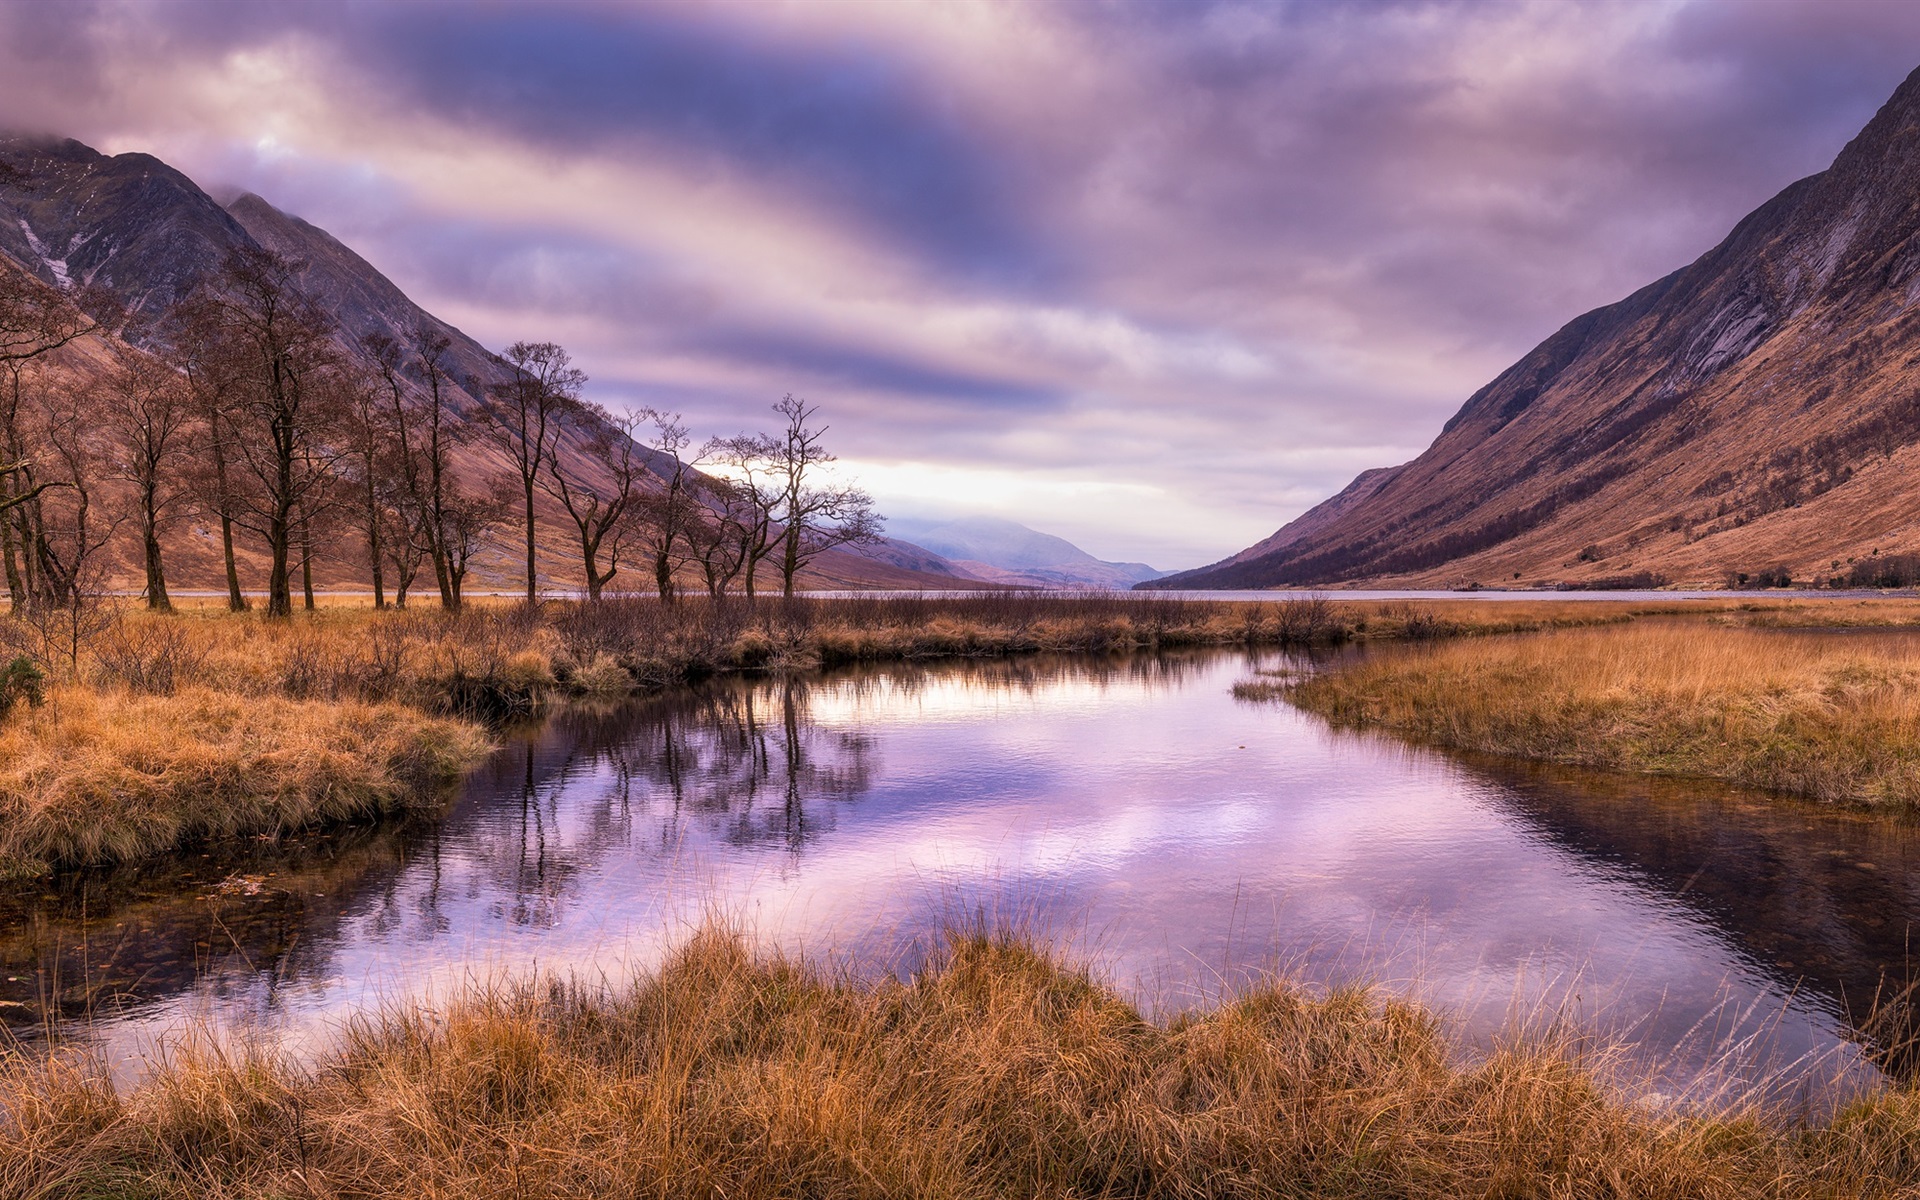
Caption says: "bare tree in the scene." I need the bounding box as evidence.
[172,315,251,611]
[682,473,759,598]
[633,411,705,603]
[0,264,95,366]
[444,484,513,609]
[19,379,117,609]
[0,268,97,609]
[293,434,352,613]
[480,340,584,602]
[382,498,428,608]
[767,395,882,598]
[366,324,467,608]
[0,360,67,607]
[190,246,348,618]
[341,364,394,607]
[92,341,195,610]
[709,433,783,600]
[540,401,648,601]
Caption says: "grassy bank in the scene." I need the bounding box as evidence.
[0,592,1795,874]
[547,592,1364,682]
[6,928,1920,1198]
[0,685,489,878]
[1,594,1336,874]
[57,593,1722,708]
[1284,622,1920,807]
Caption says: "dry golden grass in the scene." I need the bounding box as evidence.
[0,604,547,872]
[0,593,1858,873]
[9,927,1920,1199]
[64,594,1741,710]
[1287,622,1920,806]
[1353,597,1725,630]
[1715,598,1920,628]
[0,684,490,876]
[6,595,1355,873]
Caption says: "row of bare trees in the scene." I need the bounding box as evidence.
[0,244,881,618]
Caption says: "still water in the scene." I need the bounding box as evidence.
[6,648,1919,1102]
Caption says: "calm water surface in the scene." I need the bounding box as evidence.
[6,648,1919,1103]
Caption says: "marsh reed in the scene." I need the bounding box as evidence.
[10,926,1920,1198]
[1286,622,1920,806]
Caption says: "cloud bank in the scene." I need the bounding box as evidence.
[2,0,1917,566]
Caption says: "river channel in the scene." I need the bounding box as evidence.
[5,647,1917,1104]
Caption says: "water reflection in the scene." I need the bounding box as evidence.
[0,649,1914,1105]
[0,824,415,1026]
[1469,755,1920,1074]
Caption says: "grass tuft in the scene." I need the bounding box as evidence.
[0,685,490,873]
[6,927,1920,1197]
[1285,623,1920,807]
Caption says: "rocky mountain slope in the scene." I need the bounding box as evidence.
[0,135,973,593]
[887,516,1165,589]
[1156,65,1920,591]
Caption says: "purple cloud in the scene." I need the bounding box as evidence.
[0,0,1917,566]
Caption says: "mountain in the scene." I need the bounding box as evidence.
[1155,65,1920,591]
[886,516,1166,589]
[224,193,508,400]
[0,134,977,593]
[0,138,247,320]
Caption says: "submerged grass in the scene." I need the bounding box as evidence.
[10,927,1920,1198]
[1284,622,1920,807]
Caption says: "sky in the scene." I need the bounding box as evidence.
[2,0,1918,569]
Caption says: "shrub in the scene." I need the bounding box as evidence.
[1728,566,1794,588]
[1849,554,1920,589]
[92,618,211,696]
[0,655,43,717]
[1564,571,1668,591]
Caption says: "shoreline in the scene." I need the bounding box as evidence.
[11,592,1919,874]
[0,594,1408,875]
[1280,619,1920,809]
[6,927,1919,1198]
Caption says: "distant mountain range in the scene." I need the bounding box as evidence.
[0,135,978,593]
[1155,64,1920,591]
[886,516,1167,590]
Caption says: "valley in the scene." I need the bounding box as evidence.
[11,11,1920,1200]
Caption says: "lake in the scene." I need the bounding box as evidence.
[5,646,1915,1105]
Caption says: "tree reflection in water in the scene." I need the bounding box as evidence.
[16,645,1919,1104]
[599,675,876,855]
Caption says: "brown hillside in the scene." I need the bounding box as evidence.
[1158,64,1920,590]
[0,137,977,597]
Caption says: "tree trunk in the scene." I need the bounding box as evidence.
[143,533,171,610]
[523,476,538,603]
[781,528,800,599]
[428,443,455,609]
[21,495,42,604]
[430,540,453,609]
[655,548,675,604]
[300,515,316,612]
[1,504,24,611]
[209,430,248,611]
[220,510,247,612]
[267,505,292,619]
[366,481,386,611]
[580,530,604,602]
[142,480,171,612]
